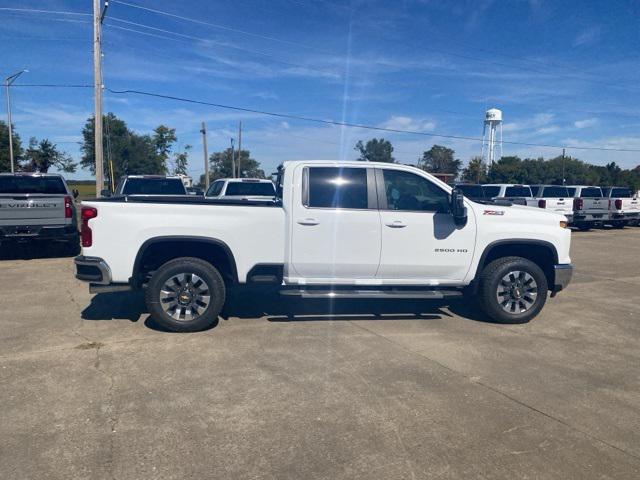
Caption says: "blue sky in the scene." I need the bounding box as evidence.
[1,0,639,180]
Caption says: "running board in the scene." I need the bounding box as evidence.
[279,289,463,300]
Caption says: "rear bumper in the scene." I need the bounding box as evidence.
[74,256,132,293]
[0,224,77,243]
[552,264,573,295]
[74,255,112,285]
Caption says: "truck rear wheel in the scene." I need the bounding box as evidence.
[145,257,225,332]
[478,256,548,324]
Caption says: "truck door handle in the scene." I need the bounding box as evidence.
[385,220,407,228]
[298,218,320,226]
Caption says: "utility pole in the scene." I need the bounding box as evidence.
[94,0,108,197]
[4,69,28,173]
[562,148,566,186]
[201,122,209,190]
[230,138,236,178]
[237,121,242,178]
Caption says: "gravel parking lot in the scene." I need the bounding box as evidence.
[1,228,639,479]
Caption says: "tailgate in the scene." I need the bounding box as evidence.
[0,195,67,226]
[625,198,640,213]
[582,198,608,214]
[546,198,572,215]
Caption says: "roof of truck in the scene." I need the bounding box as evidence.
[0,172,64,177]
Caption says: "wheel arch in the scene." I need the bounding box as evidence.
[131,236,238,287]
[471,239,558,292]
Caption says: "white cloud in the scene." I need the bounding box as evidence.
[503,113,554,133]
[378,116,436,132]
[574,118,599,129]
[573,26,601,47]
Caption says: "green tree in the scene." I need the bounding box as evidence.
[81,113,166,181]
[419,145,461,177]
[487,156,524,183]
[152,125,177,173]
[461,156,487,183]
[202,148,264,183]
[173,145,191,176]
[23,137,76,173]
[0,120,23,172]
[355,138,395,163]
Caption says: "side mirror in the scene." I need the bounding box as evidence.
[72,189,79,199]
[450,187,467,227]
[100,189,112,197]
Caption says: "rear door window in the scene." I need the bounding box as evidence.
[0,176,66,194]
[305,167,369,209]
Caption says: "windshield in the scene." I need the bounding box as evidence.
[504,186,532,197]
[456,185,484,198]
[225,182,275,196]
[541,186,569,198]
[0,176,67,194]
[122,178,186,195]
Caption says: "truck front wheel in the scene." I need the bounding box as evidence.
[477,256,548,324]
[145,257,225,332]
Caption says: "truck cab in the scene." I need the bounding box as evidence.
[106,175,188,196]
[205,178,276,201]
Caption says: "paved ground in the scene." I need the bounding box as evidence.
[1,228,640,479]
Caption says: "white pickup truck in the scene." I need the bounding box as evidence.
[602,187,640,228]
[566,185,608,230]
[528,185,574,223]
[75,161,572,331]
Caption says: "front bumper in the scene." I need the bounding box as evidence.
[552,264,573,295]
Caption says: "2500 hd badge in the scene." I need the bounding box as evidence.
[434,248,468,253]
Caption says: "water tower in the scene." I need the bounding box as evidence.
[482,108,503,165]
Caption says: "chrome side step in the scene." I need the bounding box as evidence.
[279,289,463,300]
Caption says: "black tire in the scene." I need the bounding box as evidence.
[64,236,81,256]
[145,257,226,332]
[477,256,548,324]
[577,224,591,232]
[611,220,625,229]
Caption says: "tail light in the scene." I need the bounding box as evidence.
[573,198,583,210]
[538,199,546,208]
[81,206,98,247]
[615,199,623,210]
[64,196,73,218]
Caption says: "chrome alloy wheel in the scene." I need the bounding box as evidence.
[160,273,211,321]
[496,270,538,314]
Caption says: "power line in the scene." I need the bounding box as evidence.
[111,0,324,51]
[0,7,91,16]
[104,19,339,77]
[105,88,640,153]
[10,84,93,88]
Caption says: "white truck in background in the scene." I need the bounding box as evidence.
[528,185,574,223]
[567,186,608,230]
[205,178,276,201]
[602,187,640,228]
[75,161,573,332]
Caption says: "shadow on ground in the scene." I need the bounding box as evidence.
[80,286,494,331]
[0,243,78,260]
